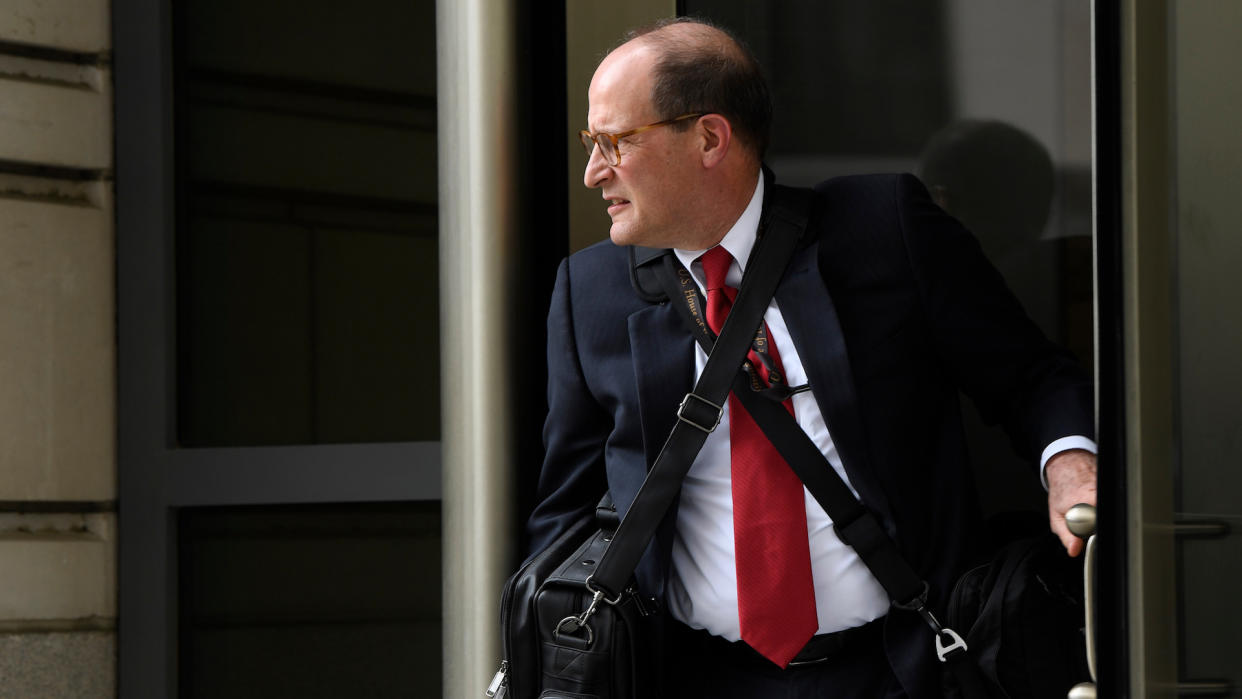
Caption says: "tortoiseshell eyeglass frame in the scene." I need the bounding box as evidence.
[578,113,704,166]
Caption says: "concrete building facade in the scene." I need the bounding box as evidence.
[0,1,116,696]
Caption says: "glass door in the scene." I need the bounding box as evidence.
[1167,1,1242,687]
[1112,1,1242,695]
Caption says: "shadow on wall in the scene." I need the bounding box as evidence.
[918,119,1092,357]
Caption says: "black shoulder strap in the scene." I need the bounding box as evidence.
[588,185,811,600]
[652,186,987,690]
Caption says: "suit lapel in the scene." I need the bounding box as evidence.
[627,301,693,599]
[628,302,694,472]
[775,240,896,530]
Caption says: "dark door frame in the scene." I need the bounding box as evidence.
[1092,0,1130,694]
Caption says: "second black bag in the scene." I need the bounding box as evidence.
[945,532,1091,698]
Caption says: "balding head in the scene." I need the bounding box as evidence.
[617,18,772,165]
[581,18,768,250]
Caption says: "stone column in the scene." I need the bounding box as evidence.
[0,2,117,696]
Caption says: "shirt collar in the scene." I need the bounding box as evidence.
[674,172,765,289]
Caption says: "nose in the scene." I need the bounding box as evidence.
[583,143,610,189]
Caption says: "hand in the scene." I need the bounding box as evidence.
[1046,449,1097,557]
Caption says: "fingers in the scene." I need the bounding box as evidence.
[1053,520,1084,557]
[1045,449,1097,557]
[1050,510,1084,557]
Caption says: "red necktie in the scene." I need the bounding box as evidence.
[699,245,818,668]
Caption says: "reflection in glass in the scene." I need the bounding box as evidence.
[918,119,1091,356]
[179,503,442,698]
[174,0,439,447]
[683,0,1094,519]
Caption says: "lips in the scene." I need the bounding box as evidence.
[605,196,630,216]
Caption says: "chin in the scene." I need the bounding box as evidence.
[610,223,671,248]
[608,226,641,247]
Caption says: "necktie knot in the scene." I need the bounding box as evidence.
[700,246,734,292]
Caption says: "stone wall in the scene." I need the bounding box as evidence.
[0,1,116,697]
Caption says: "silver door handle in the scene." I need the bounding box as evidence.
[1066,503,1097,698]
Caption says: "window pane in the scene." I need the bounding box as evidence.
[174,0,438,446]
[1172,1,1242,686]
[178,503,441,698]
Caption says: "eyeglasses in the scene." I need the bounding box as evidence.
[579,113,704,166]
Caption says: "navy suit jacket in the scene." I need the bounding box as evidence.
[527,172,1094,697]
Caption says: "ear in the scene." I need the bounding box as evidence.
[696,114,733,169]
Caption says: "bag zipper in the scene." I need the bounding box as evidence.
[485,660,508,697]
[495,565,523,696]
[495,541,548,697]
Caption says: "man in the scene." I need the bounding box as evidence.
[527,18,1097,698]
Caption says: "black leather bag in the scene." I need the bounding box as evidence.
[494,501,658,699]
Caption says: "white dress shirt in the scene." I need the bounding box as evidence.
[664,174,1097,640]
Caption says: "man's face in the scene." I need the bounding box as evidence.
[583,44,699,248]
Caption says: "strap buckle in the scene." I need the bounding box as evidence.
[584,575,625,606]
[934,627,969,662]
[555,576,629,648]
[677,392,724,433]
[892,581,970,662]
[554,588,604,647]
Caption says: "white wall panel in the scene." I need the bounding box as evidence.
[0,514,115,620]
[0,196,114,501]
[0,70,111,170]
[0,0,110,53]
